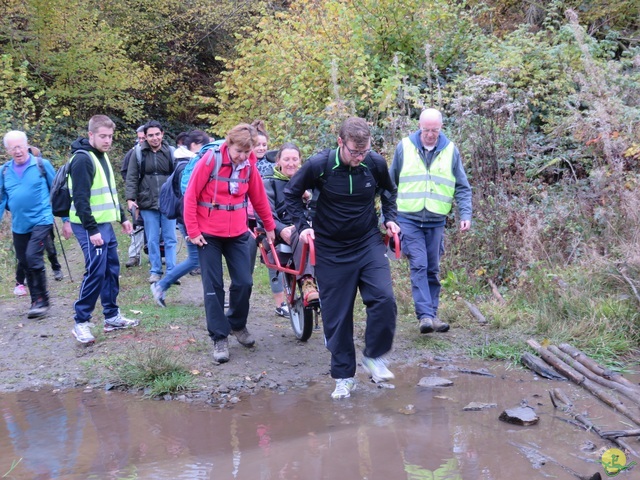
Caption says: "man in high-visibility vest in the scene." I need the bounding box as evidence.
[62,115,138,344]
[390,108,472,334]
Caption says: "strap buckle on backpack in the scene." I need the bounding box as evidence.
[197,200,248,212]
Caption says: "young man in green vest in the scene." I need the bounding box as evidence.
[390,108,472,335]
[62,115,138,343]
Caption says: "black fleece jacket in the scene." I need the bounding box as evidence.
[69,137,126,235]
[284,148,397,250]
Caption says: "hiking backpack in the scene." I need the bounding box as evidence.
[158,160,188,220]
[158,140,224,221]
[50,150,89,218]
[179,140,225,195]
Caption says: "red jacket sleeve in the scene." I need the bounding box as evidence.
[248,161,276,232]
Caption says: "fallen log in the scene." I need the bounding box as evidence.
[463,299,487,324]
[548,345,640,408]
[487,278,506,305]
[557,343,640,392]
[527,340,640,431]
[521,352,567,380]
[549,389,639,458]
[598,429,640,439]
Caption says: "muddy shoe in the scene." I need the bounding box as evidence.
[231,327,255,347]
[275,302,289,317]
[104,313,139,332]
[432,317,450,333]
[419,317,435,334]
[72,322,95,344]
[331,378,356,399]
[301,276,319,303]
[362,356,395,383]
[53,269,64,281]
[27,298,50,319]
[213,338,230,363]
[125,256,141,268]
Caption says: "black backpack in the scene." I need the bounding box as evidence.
[158,160,188,220]
[50,150,88,218]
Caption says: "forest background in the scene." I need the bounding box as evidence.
[1,0,639,363]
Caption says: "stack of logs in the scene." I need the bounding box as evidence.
[524,340,640,458]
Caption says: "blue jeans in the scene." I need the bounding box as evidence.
[71,222,121,323]
[397,218,445,320]
[140,209,177,275]
[157,224,199,292]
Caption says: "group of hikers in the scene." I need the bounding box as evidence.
[1,108,472,399]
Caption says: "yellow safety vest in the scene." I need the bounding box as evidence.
[69,151,121,224]
[397,138,456,215]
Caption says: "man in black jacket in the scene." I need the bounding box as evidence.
[62,115,138,343]
[124,120,177,284]
[284,117,401,400]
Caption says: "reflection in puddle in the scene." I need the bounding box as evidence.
[1,364,633,479]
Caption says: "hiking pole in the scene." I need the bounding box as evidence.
[53,220,74,282]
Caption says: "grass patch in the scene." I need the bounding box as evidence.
[467,342,524,363]
[105,343,195,397]
[412,336,454,353]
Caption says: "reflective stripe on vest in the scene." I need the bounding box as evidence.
[397,139,455,215]
[69,152,121,224]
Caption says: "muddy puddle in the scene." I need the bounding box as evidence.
[1,363,638,479]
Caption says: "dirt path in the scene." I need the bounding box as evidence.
[0,250,473,403]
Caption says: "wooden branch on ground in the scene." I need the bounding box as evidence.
[558,343,640,392]
[487,278,506,305]
[521,352,567,380]
[463,299,487,324]
[617,267,640,306]
[549,389,639,458]
[548,345,640,408]
[509,440,602,479]
[527,339,640,432]
[599,429,640,439]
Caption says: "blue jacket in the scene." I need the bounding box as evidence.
[389,129,472,226]
[0,154,56,234]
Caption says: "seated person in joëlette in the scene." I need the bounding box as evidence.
[259,142,319,303]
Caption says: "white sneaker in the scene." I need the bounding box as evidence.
[13,284,27,296]
[72,322,95,344]
[275,302,289,317]
[104,313,139,332]
[362,356,395,383]
[331,378,356,399]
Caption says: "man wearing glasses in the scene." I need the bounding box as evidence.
[0,131,59,318]
[390,108,472,335]
[285,117,401,399]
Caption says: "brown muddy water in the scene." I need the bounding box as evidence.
[1,363,638,479]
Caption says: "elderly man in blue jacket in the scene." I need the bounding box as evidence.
[0,130,62,318]
[390,108,472,335]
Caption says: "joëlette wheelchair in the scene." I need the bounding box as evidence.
[255,228,320,341]
[254,228,401,342]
